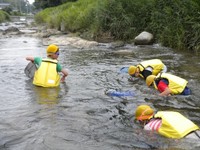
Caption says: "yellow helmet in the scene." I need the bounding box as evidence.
[146,75,156,86]
[46,44,59,54]
[128,66,136,76]
[135,105,154,121]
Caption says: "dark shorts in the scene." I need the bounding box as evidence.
[181,86,191,95]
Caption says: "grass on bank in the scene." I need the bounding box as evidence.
[34,0,200,53]
[0,10,10,23]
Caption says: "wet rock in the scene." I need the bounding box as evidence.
[0,22,9,26]
[113,49,134,55]
[41,29,63,38]
[110,41,125,49]
[3,27,21,35]
[43,34,98,49]
[134,31,154,45]
[5,26,20,32]
[71,37,99,49]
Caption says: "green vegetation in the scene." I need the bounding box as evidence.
[35,0,200,53]
[34,0,77,9]
[0,10,10,23]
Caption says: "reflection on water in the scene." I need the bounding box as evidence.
[25,78,69,105]
[0,32,200,149]
[33,86,61,104]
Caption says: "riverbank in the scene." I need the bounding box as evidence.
[35,25,131,50]
[0,21,126,50]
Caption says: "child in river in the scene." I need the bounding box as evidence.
[146,72,191,96]
[26,44,68,87]
[128,59,167,80]
[135,105,200,139]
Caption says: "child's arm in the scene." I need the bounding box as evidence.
[60,69,68,82]
[157,80,171,96]
[26,56,34,62]
[159,87,171,96]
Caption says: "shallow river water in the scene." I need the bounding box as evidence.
[0,23,200,150]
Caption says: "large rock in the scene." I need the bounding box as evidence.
[134,31,154,45]
[3,27,21,35]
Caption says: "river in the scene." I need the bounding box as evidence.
[0,20,200,150]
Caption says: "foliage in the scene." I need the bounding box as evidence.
[35,0,200,53]
[35,0,96,30]
[34,0,77,9]
[92,0,154,40]
[149,0,200,51]
[0,10,10,23]
[35,3,72,28]
[2,6,12,15]
[60,0,96,31]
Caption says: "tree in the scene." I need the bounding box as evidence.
[0,0,33,14]
[33,0,77,9]
[2,6,12,14]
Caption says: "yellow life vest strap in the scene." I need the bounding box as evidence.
[42,58,58,64]
[138,63,145,70]
[137,64,145,78]
[42,60,57,64]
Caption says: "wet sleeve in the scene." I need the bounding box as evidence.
[34,57,42,66]
[57,63,62,72]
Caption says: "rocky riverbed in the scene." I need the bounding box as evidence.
[0,20,155,52]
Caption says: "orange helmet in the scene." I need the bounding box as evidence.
[135,105,154,121]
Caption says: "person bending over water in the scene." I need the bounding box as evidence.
[128,59,167,80]
[146,72,191,96]
[135,105,200,139]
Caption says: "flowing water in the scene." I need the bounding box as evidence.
[0,21,200,150]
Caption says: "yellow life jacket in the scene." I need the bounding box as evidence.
[153,73,188,94]
[33,59,60,87]
[154,111,199,139]
[137,59,164,78]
